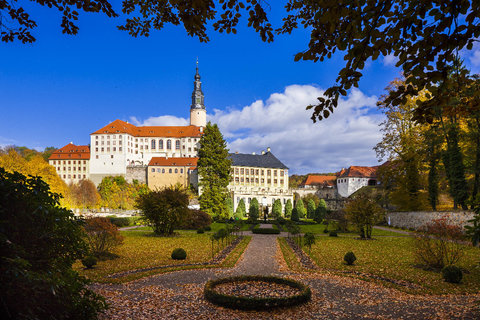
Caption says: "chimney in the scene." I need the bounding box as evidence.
[267,147,271,152]
[261,150,265,155]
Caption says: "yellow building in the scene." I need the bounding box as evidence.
[147,157,198,190]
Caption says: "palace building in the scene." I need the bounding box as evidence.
[228,148,293,212]
[48,143,90,185]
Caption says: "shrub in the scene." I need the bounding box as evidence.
[204,225,212,231]
[171,248,187,260]
[414,218,465,269]
[345,193,384,239]
[323,228,329,233]
[197,228,205,234]
[344,251,357,265]
[303,232,316,253]
[295,199,306,218]
[248,198,260,221]
[108,216,137,227]
[329,231,338,237]
[252,227,280,234]
[84,217,124,258]
[0,168,107,319]
[291,207,299,222]
[442,265,463,283]
[82,256,98,269]
[204,275,311,310]
[135,186,189,235]
[178,209,212,230]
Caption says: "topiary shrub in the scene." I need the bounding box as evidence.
[197,228,205,234]
[252,227,280,234]
[323,228,329,233]
[81,256,98,269]
[329,231,338,237]
[344,251,356,265]
[442,265,463,283]
[204,225,212,231]
[171,248,187,260]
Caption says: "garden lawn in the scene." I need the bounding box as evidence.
[307,236,480,294]
[209,222,251,233]
[75,230,214,283]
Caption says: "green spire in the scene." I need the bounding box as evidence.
[191,59,205,110]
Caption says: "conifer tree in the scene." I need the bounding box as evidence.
[198,122,232,219]
[285,199,293,217]
[248,198,259,221]
[295,199,306,219]
[314,199,327,223]
[226,197,234,218]
[306,199,316,219]
[272,199,282,219]
[235,198,246,219]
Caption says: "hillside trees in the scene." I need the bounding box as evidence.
[0,168,107,319]
[198,122,232,219]
[97,176,148,210]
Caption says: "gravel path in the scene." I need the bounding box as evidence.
[93,232,480,319]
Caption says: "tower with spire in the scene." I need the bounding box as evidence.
[190,59,207,127]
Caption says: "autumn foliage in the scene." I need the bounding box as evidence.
[84,217,124,258]
[414,218,465,269]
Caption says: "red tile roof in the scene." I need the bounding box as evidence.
[149,157,198,167]
[338,165,378,178]
[91,119,203,138]
[49,143,90,160]
[301,175,337,187]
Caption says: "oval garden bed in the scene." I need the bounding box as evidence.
[204,275,311,310]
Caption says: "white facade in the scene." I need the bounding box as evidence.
[337,177,375,197]
[49,158,90,185]
[89,128,202,185]
[190,108,206,127]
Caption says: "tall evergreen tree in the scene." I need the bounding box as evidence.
[314,199,327,223]
[248,198,259,221]
[235,199,246,219]
[306,199,316,219]
[198,122,232,219]
[295,199,306,218]
[272,199,282,219]
[285,199,293,217]
[226,197,234,218]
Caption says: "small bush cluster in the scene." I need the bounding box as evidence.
[178,209,212,230]
[252,227,280,234]
[204,225,212,231]
[344,251,356,265]
[414,218,464,269]
[442,265,463,283]
[204,275,311,310]
[197,228,205,234]
[107,216,137,227]
[83,217,124,258]
[81,256,98,269]
[329,231,338,237]
[171,248,187,260]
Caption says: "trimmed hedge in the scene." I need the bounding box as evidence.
[204,275,311,310]
[252,227,280,234]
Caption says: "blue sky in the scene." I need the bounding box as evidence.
[2,3,479,174]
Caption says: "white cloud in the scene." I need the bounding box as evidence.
[130,85,384,174]
[130,115,189,126]
[383,54,398,66]
[0,136,17,148]
[210,85,383,174]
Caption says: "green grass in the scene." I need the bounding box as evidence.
[221,236,251,267]
[305,236,480,294]
[209,222,251,233]
[278,237,303,272]
[76,230,218,283]
[297,223,404,237]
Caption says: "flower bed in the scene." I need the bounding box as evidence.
[204,275,311,310]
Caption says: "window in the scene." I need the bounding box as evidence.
[111,155,114,159]
[151,168,155,172]
[261,178,264,183]
[267,170,271,175]
[235,168,239,174]
[256,169,259,175]
[96,155,99,159]
[280,179,284,184]
[107,141,110,145]
[235,177,239,182]
[268,179,271,184]
[167,140,172,149]
[157,168,161,172]
[113,141,116,145]
[95,136,98,140]
[95,147,98,152]
[119,140,122,145]
[274,179,278,184]
[169,168,172,173]
[107,148,110,152]
[159,139,163,149]
[113,147,116,151]
[245,169,249,175]
[280,171,284,176]
[119,147,122,152]
[188,147,191,152]
[261,170,264,175]
[83,160,86,164]
[240,168,244,174]
[95,141,98,146]
[274,170,277,176]
[68,161,71,164]
[240,177,244,182]
[83,167,86,171]
[63,167,66,171]
[255,178,259,183]
[162,169,165,173]
[180,168,183,173]
[246,178,249,183]
[174,168,178,173]
[101,147,104,152]
[175,140,180,149]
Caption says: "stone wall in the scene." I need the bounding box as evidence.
[385,211,475,230]
[126,166,147,184]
